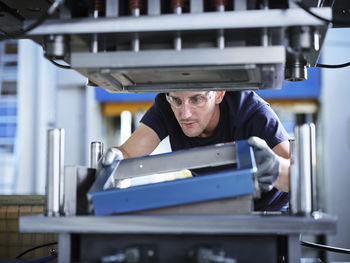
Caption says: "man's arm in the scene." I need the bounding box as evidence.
[272,141,290,192]
[116,123,161,159]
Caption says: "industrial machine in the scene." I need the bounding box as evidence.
[1,0,348,93]
[2,0,348,262]
[18,127,337,262]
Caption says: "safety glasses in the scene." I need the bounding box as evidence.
[165,91,215,109]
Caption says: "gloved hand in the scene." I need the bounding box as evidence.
[96,147,124,179]
[99,147,124,166]
[247,136,280,192]
[88,148,124,212]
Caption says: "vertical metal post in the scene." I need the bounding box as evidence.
[190,0,203,13]
[90,141,104,169]
[289,137,295,207]
[309,123,317,212]
[213,0,226,49]
[106,0,119,17]
[58,233,72,263]
[216,2,225,49]
[289,138,295,159]
[45,128,65,216]
[130,0,141,52]
[261,0,269,47]
[91,10,99,53]
[289,135,298,215]
[148,0,160,15]
[233,0,247,10]
[173,5,183,51]
[58,129,65,215]
[290,123,315,215]
[287,234,301,263]
[131,9,140,52]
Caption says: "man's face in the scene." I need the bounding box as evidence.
[167,91,223,138]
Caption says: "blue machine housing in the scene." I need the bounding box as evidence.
[89,140,256,216]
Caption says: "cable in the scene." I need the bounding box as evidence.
[294,1,331,24]
[317,62,350,68]
[49,59,72,69]
[0,0,65,41]
[16,241,58,259]
[0,255,56,263]
[295,1,350,70]
[301,240,350,255]
[294,1,350,26]
[0,254,57,263]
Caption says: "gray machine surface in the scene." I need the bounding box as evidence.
[20,214,337,263]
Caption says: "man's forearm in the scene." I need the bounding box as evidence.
[114,146,129,159]
[274,156,290,192]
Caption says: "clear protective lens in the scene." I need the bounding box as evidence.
[166,91,214,109]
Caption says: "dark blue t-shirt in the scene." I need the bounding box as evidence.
[141,91,290,211]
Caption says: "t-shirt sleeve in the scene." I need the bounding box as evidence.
[140,94,169,141]
[247,105,290,149]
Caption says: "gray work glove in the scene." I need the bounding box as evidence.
[248,136,280,192]
[96,147,124,180]
[99,147,124,166]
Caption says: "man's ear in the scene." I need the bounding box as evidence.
[215,91,226,104]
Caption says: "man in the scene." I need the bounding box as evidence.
[103,90,290,211]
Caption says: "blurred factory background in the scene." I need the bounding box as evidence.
[0,1,349,262]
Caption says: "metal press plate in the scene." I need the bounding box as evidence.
[73,47,284,92]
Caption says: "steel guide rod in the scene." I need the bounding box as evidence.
[90,141,104,169]
[45,128,65,216]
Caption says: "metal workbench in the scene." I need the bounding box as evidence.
[20,213,336,263]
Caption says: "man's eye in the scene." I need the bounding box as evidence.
[173,97,182,105]
[191,95,203,104]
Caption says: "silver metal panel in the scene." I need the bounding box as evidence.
[86,72,263,92]
[19,214,337,235]
[63,166,79,216]
[62,165,96,216]
[114,142,237,180]
[305,27,329,67]
[88,142,238,193]
[136,195,253,215]
[72,47,284,92]
[27,8,331,35]
[71,47,285,68]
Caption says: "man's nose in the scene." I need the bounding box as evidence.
[181,102,192,119]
